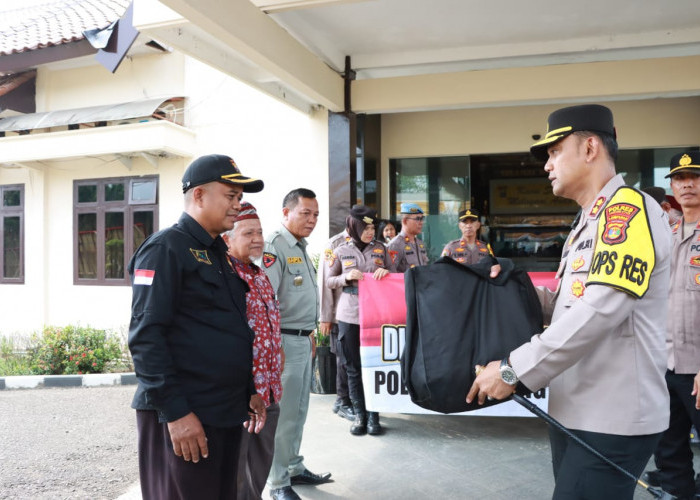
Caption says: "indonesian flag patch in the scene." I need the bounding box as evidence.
[134,269,155,286]
[263,252,277,268]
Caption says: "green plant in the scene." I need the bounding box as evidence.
[314,326,330,347]
[30,325,127,375]
[0,335,33,375]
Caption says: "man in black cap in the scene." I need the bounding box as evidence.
[128,153,265,499]
[643,151,700,499]
[441,208,499,275]
[467,104,672,499]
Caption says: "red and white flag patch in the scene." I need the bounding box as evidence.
[134,269,155,286]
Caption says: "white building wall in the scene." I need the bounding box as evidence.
[0,52,330,337]
[182,57,330,255]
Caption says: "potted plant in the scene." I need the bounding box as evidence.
[311,327,336,394]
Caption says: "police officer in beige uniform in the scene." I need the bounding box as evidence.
[441,208,497,264]
[467,104,672,499]
[317,229,355,421]
[325,205,394,436]
[643,152,700,499]
[263,188,331,500]
[387,202,429,272]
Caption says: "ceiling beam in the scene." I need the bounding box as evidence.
[352,55,700,113]
[251,0,372,14]
[149,0,344,111]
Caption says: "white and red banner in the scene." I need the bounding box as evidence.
[357,272,554,417]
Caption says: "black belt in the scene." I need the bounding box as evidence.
[342,286,358,295]
[281,328,313,336]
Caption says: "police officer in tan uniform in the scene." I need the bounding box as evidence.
[317,229,355,421]
[441,208,496,265]
[387,202,429,272]
[325,205,394,436]
[467,104,672,499]
[643,152,700,499]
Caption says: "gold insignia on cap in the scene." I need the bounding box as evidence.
[680,154,692,166]
[363,216,373,224]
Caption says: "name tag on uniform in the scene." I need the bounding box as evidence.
[287,256,303,264]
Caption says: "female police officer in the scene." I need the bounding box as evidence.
[325,205,394,436]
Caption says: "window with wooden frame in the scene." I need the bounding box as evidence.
[1,184,24,284]
[74,176,158,285]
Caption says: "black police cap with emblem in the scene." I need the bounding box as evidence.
[530,104,616,161]
[458,209,479,221]
[665,152,700,178]
[182,154,264,193]
[350,204,378,225]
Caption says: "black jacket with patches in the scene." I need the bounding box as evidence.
[402,257,542,413]
[128,212,255,427]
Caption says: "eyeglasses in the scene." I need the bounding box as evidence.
[406,216,424,222]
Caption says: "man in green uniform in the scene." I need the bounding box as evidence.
[263,188,331,500]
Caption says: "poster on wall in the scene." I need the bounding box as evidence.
[490,177,578,215]
[358,273,549,417]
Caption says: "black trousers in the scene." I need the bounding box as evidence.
[654,370,700,498]
[330,323,350,401]
[338,321,364,403]
[137,409,243,500]
[549,426,661,500]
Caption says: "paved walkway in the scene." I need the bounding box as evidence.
[117,393,676,500]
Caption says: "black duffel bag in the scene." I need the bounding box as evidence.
[402,257,543,413]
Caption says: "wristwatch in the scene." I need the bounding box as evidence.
[499,358,518,386]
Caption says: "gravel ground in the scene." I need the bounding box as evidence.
[0,385,138,500]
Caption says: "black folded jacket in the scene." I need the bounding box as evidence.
[402,257,543,413]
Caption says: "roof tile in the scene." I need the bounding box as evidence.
[0,0,130,56]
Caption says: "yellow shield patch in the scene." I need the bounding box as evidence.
[587,187,655,298]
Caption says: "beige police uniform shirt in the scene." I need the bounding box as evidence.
[666,219,700,373]
[318,230,349,324]
[441,239,493,265]
[510,174,671,436]
[325,239,393,324]
[387,231,428,272]
[263,225,319,330]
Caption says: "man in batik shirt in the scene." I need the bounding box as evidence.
[223,201,283,500]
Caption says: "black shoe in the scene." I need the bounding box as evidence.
[332,399,342,414]
[336,402,355,422]
[270,486,301,500]
[642,469,661,487]
[367,411,383,435]
[350,400,367,435]
[290,469,332,485]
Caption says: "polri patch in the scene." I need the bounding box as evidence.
[324,249,335,267]
[601,202,639,245]
[263,252,277,268]
[190,248,212,265]
[572,256,585,271]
